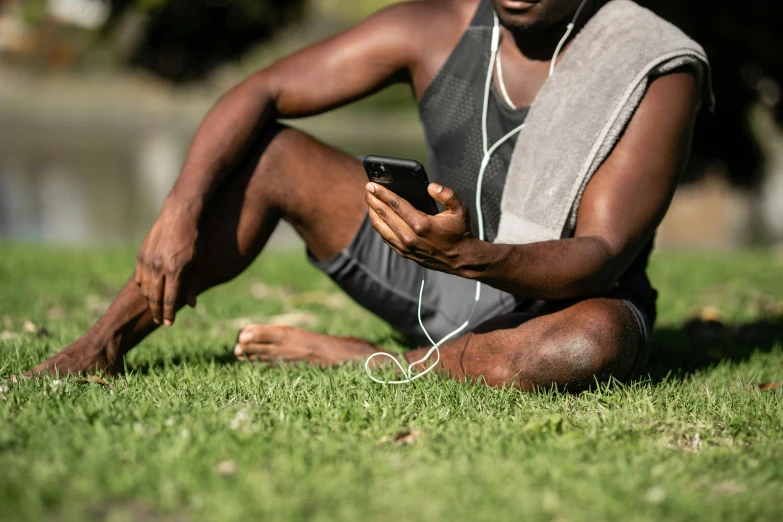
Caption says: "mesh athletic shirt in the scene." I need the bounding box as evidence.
[419,0,525,243]
[417,0,657,313]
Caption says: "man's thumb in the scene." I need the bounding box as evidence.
[428,184,464,213]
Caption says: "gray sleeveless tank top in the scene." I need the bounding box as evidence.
[417,0,658,319]
[419,0,523,243]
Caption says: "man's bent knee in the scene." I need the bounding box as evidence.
[508,304,639,391]
[520,331,612,390]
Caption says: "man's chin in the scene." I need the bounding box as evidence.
[493,2,549,33]
[496,13,549,34]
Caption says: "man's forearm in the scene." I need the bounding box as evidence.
[456,236,620,301]
[166,76,276,215]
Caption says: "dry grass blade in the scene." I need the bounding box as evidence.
[75,375,116,390]
[89,375,115,390]
[22,320,37,333]
[393,429,422,445]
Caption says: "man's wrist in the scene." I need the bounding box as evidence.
[454,238,507,280]
[162,192,204,221]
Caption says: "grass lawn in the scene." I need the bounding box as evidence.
[1,243,782,521]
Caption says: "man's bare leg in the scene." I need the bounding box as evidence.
[235,296,647,391]
[29,125,369,376]
[234,326,379,367]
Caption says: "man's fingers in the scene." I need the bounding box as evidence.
[366,190,419,244]
[383,239,408,260]
[162,275,181,326]
[428,183,465,214]
[367,208,403,250]
[366,183,429,229]
[140,264,151,300]
[148,274,165,325]
[368,209,409,259]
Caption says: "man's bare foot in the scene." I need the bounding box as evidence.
[26,336,124,378]
[234,325,380,367]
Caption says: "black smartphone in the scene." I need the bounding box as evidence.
[363,155,439,215]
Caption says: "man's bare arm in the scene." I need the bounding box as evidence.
[167,2,444,212]
[136,1,454,325]
[365,70,700,301]
[460,71,700,299]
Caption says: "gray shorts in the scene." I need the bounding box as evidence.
[308,213,654,347]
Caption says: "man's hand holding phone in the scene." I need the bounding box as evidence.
[365,181,479,276]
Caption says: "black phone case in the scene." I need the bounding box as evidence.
[363,155,439,215]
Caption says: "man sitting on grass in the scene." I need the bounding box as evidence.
[28,0,710,390]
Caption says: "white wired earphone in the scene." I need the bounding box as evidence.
[365,0,591,384]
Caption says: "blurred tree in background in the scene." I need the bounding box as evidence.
[103,0,305,82]
[9,0,305,81]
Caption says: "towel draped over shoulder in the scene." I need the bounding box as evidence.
[494,0,714,245]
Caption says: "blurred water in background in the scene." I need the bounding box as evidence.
[0,74,426,248]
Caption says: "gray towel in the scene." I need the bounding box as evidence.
[494,0,714,245]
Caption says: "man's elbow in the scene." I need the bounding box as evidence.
[572,240,623,297]
[546,270,618,301]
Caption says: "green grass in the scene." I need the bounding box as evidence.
[1,243,782,522]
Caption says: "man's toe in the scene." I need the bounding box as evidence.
[238,325,286,345]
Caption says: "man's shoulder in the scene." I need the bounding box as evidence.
[361,0,480,68]
[378,0,478,34]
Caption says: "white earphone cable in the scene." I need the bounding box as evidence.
[365,0,588,385]
[549,0,590,77]
[496,46,517,110]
